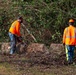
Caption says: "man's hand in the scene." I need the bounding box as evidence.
[17,36,23,43]
[19,36,23,42]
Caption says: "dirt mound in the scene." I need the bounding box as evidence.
[1,42,66,66]
[26,51,66,66]
[26,43,66,66]
[16,42,27,54]
[1,42,10,54]
[27,43,49,54]
[49,43,64,55]
[1,42,27,54]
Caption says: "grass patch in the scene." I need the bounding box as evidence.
[0,62,21,75]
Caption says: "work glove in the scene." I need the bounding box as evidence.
[17,36,23,43]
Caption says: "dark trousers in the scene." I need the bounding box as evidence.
[65,45,75,63]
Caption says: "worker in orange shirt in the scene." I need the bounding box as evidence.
[8,16,23,54]
[63,19,76,64]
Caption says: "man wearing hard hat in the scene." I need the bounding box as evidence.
[9,16,23,55]
[63,19,76,64]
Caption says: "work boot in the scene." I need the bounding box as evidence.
[68,60,73,65]
[10,49,14,54]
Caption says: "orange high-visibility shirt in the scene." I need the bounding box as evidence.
[63,25,76,45]
[9,20,21,36]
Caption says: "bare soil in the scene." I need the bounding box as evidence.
[0,43,76,75]
[0,51,76,75]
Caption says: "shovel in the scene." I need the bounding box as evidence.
[21,23,37,42]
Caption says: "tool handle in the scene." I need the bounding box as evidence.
[21,23,37,42]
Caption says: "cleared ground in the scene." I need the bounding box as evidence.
[0,52,76,75]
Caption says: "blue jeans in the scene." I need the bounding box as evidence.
[8,32,16,54]
[65,45,75,63]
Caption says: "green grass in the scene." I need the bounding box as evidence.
[0,62,21,75]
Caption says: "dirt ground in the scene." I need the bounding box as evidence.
[0,43,76,75]
[0,51,76,75]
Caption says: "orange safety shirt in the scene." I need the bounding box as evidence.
[63,25,76,45]
[9,20,21,36]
